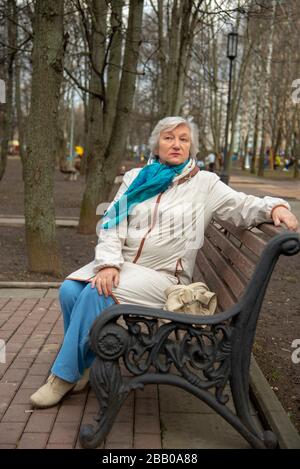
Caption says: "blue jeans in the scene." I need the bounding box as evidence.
[51,280,116,383]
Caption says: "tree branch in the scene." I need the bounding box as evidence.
[64,66,104,100]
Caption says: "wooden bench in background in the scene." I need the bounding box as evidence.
[78,179,300,449]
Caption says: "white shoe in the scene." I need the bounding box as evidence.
[72,368,90,393]
[30,374,75,408]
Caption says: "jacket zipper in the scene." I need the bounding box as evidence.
[133,192,163,263]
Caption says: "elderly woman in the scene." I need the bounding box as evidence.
[30,116,298,408]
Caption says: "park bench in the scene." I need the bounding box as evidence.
[60,167,80,181]
[59,159,81,181]
[78,194,300,449]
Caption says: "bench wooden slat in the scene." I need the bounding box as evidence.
[206,223,256,280]
[257,223,283,237]
[202,236,246,299]
[216,219,267,257]
[108,183,122,202]
[191,261,205,283]
[195,249,236,311]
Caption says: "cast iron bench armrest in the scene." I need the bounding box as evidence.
[90,302,240,329]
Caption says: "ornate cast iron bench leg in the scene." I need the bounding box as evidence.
[79,323,140,449]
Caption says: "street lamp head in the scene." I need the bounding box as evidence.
[227,31,238,60]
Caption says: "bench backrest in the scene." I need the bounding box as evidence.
[194,221,281,312]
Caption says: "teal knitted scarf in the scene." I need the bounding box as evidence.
[102,159,189,230]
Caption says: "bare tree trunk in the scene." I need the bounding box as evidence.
[157,0,167,119]
[103,0,144,169]
[80,36,90,177]
[103,0,123,145]
[172,0,193,115]
[257,0,276,177]
[78,0,108,233]
[78,0,144,234]
[80,94,89,176]
[56,122,67,170]
[0,0,15,182]
[250,105,260,174]
[248,50,261,174]
[273,125,282,159]
[165,0,203,116]
[14,0,25,168]
[208,24,220,153]
[165,0,182,116]
[24,0,64,275]
[15,54,25,164]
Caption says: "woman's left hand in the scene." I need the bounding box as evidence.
[271,206,299,231]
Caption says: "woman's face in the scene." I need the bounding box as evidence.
[157,124,191,165]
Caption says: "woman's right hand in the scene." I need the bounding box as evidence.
[90,267,120,297]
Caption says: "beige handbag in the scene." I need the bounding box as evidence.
[163,282,217,316]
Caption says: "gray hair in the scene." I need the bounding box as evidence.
[148,116,199,158]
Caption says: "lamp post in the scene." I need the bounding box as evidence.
[220,30,238,185]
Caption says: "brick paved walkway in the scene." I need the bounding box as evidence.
[0,297,161,449]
